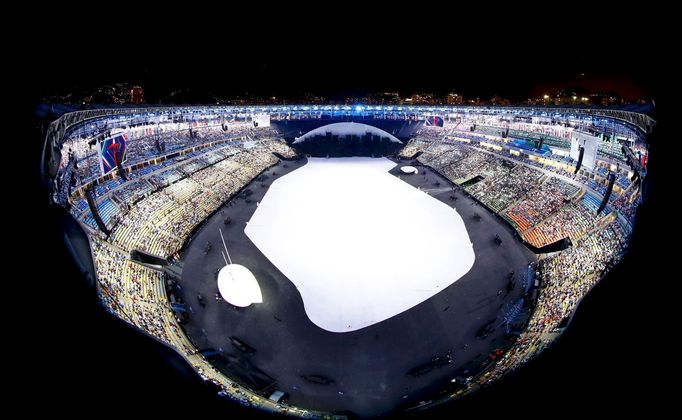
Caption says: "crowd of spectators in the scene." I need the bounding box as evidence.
[612,186,641,225]
[436,148,504,182]
[91,237,324,417]
[56,123,261,205]
[522,200,599,248]
[449,114,633,160]
[64,119,642,416]
[466,164,542,213]
[504,178,580,231]
[403,124,639,234]
[87,133,330,416]
[65,123,291,231]
[440,123,635,197]
[470,221,626,390]
[91,239,196,355]
[107,140,287,259]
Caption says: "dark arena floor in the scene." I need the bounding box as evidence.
[177,157,536,417]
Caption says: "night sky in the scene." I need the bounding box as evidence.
[26,14,662,104]
[33,44,656,102]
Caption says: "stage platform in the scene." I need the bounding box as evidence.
[245,157,475,332]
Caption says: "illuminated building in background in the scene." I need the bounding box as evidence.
[129,86,144,104]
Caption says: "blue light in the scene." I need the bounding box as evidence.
[355,105,364,112]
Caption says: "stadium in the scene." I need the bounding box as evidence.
[40,103,654,418]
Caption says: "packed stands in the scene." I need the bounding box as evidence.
[521,200,601,248]
[55,123,260,206]
[403,124,637,233]
[93,136,293,260]
[91,239,195,353]
[111,178,155,208]
[470,221,626,388]
[90,237,324,417]
[466,164,542,213]
[82,198,122,230]
[504,178,580,232]
[86,131,328,418]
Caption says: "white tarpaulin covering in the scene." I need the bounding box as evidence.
[245,157,475,332]
[217,264,263,307]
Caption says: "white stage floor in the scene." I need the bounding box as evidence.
[245,157,475,332]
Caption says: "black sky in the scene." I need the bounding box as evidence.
[25,10,664,104]
[32,42,656,102]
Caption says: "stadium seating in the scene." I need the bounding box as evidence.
[504,178,579,231]
[84,133,327,417]
[55,113,642,416]
[475,221,626,386]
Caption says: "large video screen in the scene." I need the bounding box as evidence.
[570,132,598,170]
[252,114,271,128]
[425,116,444,127]
[98,132,128,175]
